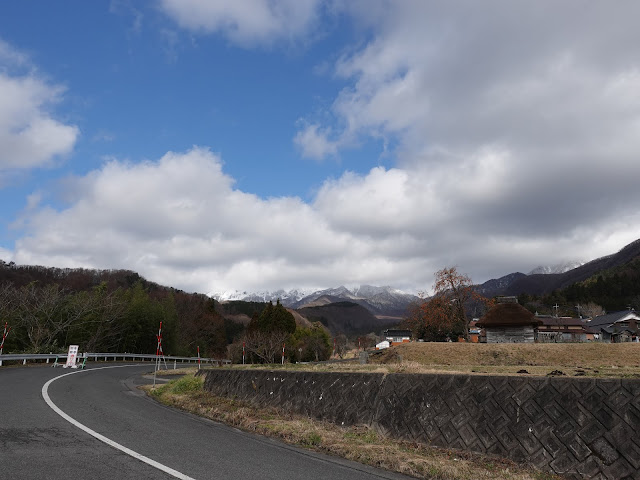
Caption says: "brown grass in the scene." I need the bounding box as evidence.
[146,374,559,480]
[193,342,640,378]
[367,342,640,378]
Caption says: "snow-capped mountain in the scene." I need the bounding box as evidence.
[212,288,316,304]
[211,285,419,317]
[528,261,584,275]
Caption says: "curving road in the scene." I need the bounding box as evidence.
[1,364,412,480]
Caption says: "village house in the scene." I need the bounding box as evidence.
[476,297,542,343]
[584,310,640,342]
[383,329,412,346]
[375,329,412,350]
[536,315,589,343]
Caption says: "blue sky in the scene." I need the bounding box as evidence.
[1,1,640,295]
[0,1,369,199]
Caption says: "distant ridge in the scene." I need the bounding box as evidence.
[477,238,640,297]
[213,285,419,317]
[527,260,584,275]
[297,301,401,335]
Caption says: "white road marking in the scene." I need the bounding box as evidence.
[42,365,196,480]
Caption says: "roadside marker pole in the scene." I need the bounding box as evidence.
[242,342,245,365]
[153,321,167,388]
[197,346,201,370]
[281,343,285,365]
[0,322,10,367]
[333,337,336,358]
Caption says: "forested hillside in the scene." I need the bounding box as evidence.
[534,256,640,315]
[0,261,238,356]
[475,239,640,315]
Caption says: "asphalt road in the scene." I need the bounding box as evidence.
[1,364,413,480]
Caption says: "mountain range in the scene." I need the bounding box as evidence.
[3,238,639,337]
[477,238,640,298]
[214,238,640,320]
[213,285,420,317]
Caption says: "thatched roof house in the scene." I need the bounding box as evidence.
[477,299,542,343]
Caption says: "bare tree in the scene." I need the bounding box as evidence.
[243,330,288,364]
[334,334,350,359]
[582,302,605,320]
[0,283,15,320]
[12,283,68,352]
[12,283,118,353]
[75,289,127,352]
[413,267,493,341]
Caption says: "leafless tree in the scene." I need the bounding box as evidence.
[13,283,68,352]
[243,330,289,364]
[334,334,350,359]
[582,302,605,320]
[75,289,127,352]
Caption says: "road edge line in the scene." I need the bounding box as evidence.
[42,365,196,480]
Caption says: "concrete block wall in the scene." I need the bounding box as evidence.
[200,370,640,479]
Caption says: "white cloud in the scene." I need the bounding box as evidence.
[12,148,359,293]
[159,0,322,47]
[293,123,340,160]
[0,42,79,171]
[11,143,640,295]
[295,1,640,279]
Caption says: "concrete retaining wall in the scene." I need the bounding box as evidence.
[200,370,640,479]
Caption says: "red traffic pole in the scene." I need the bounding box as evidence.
[197,346,201,370]
[153,321,163,388]
[242,341,246,365]
[281,343,285,365]
[1,323,10,366]
[156,322,163,357]
[1,322,10,352]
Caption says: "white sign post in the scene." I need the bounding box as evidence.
[64,345,79,369]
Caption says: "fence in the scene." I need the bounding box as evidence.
[0,352,230,367]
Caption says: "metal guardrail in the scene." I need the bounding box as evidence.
[0,352,231,367]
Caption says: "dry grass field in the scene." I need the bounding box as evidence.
[367,342,640,378]
[226,342,640,378]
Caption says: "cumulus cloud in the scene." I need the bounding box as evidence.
[295,1,640,280]
[12,144,640,295]
[12,148,365,293]
[0,41,79,171]
[159,0,322,47]
[293,122,340,160]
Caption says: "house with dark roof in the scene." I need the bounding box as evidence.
[584,310,640,342]
[476,297,542,343]
[536,315,589,343]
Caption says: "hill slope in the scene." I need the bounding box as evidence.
[297,301,401,335]
[477,239,640,298]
